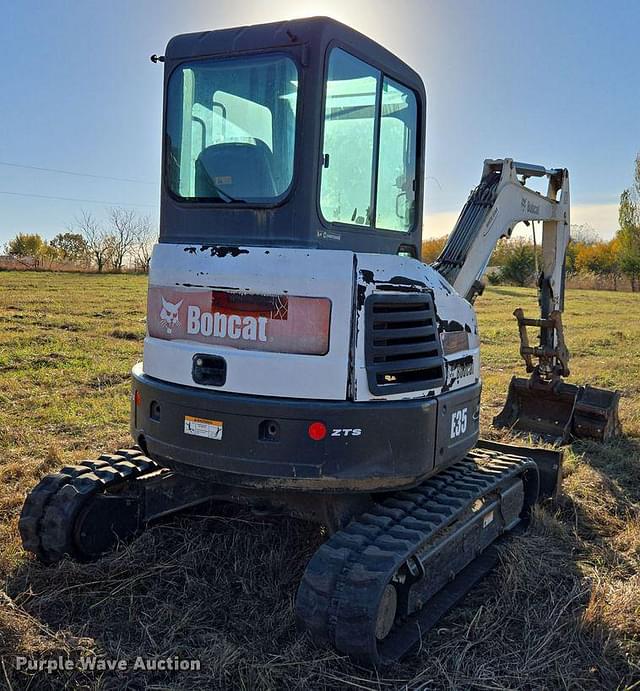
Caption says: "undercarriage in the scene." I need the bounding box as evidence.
[19,439,561,666]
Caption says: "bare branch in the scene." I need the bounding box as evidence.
[70,210,113,272]
[107,208,139,271]
[131,215,157,273]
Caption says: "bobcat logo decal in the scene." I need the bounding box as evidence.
[159,297,183,334]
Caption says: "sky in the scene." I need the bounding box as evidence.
[1,0,639,246]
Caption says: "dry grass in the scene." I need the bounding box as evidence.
[0,272,638,689]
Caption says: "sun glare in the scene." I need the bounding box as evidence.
[277,0,345,22]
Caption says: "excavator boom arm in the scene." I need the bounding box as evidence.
[433,158,570,313]
[440,159,620,443]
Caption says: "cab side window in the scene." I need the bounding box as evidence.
[320,49,379,226]
[376,78,417,231]
[320,48,418,232]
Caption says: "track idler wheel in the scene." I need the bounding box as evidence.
[375,584,398,641]
[19,449,160,563]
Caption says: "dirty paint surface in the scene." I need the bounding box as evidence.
[148,285,331,355]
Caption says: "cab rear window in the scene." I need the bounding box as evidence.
[166,54,298,204]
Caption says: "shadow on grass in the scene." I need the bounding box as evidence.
[571,435,640,502]
[554,434,640,583]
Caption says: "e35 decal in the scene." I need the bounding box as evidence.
[331,428,362,437]
[450,408,468,439]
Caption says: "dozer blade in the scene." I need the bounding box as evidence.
[493,377,621,444]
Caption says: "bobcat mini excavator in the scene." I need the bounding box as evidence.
[19,17,620,666]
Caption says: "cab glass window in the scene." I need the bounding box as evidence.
[165,54,298,203]
[375,78,417,231]
[320,48,418,232]
[320,50,379,226]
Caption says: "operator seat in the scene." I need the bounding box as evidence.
[195,140,277,200]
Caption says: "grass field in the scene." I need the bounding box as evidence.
[0,271,638,690]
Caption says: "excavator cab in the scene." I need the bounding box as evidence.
[160,16,425,257]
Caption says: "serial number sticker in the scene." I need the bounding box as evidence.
[184,415,223,441]
[483,511,494,528]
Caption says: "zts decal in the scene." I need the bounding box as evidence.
[331,428,362,437]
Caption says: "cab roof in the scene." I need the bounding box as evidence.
[164,16,425,97]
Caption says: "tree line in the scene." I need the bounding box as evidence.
[422,154,640,292]
[3,208,156,273]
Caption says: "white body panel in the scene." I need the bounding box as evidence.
[143,244,479,402]
[352,254,480,401]
[144,244,354,400]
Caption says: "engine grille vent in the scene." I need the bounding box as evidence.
[365,293,444,395]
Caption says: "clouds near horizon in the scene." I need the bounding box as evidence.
[424,202,620,241]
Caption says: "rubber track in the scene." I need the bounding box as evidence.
[295,448,537,666]
[19,449,160,563]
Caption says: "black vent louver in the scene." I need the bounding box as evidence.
[365,293,444,395]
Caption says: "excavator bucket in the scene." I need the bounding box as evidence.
[572,384,622,440]
[494,376,621,444]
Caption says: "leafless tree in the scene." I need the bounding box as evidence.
[571,223,599,245]
[132,215,157,273]
[107,208,139,271]
[71,210,113,272]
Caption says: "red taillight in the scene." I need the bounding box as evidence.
[134,390,142,406]
[308,421,327,441]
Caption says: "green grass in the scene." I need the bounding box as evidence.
[0,271,638,689]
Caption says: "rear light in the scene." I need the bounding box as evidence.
[134,390,142,406]
[441,330,470,355]
[308,421,327,441]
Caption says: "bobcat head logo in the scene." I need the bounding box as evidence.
[159,297,183,334]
